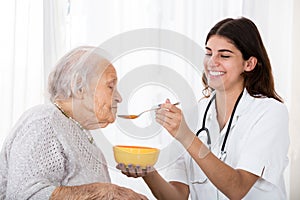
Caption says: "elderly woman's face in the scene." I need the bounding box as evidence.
[84,62,122,128]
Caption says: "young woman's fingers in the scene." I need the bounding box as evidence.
[159,101,180,113]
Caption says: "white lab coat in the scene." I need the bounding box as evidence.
[165,89,289,200]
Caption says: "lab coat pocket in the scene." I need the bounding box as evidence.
[253,178,274,191]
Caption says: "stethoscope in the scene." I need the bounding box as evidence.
[190,90,243,185]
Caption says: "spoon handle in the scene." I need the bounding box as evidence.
[158,102,180,107]
[118,102,180,119]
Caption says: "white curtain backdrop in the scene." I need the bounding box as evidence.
[1,0,299,199]
[0,0,44,149]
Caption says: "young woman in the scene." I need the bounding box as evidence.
[118,17,289,200]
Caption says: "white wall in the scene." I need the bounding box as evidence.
[289,0,300,199]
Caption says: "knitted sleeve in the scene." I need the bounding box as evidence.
[5,117,66,200]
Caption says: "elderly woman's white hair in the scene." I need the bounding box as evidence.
[48,46,111,102]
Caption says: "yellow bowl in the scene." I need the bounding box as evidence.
[113,145,160,168]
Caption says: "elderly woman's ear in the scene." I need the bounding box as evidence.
[75,87,86,99]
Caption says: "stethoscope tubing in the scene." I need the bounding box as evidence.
[191,90,243,185]
[195,90,243,156]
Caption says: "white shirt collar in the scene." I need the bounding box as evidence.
[206,88,252,130]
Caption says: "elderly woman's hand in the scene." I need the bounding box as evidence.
[116,163,155,178]
[105,183,148,200]
[50,182,148,200]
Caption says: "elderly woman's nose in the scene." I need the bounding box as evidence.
[114,89,122,103]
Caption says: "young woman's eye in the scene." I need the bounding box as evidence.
[221,55,230,58]
[205,53,212,56]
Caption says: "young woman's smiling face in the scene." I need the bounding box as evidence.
[203,35,247,93]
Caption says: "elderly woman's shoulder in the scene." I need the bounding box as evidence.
[18,103,58,123]
[5,104,60,144]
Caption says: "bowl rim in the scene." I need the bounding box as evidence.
[114,145,159,150]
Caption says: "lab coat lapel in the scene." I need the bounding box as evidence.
[228,88,250,130]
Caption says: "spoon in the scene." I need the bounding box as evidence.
[118,102,180,119]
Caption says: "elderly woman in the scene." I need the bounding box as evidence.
[0,46,147,200]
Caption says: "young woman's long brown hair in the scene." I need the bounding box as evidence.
[202,17,283,102]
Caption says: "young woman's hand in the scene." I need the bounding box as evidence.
[155,99,194,147]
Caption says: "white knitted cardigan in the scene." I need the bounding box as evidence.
[0,104,110,200]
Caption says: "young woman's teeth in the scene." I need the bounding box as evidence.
[210,71,224,76]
